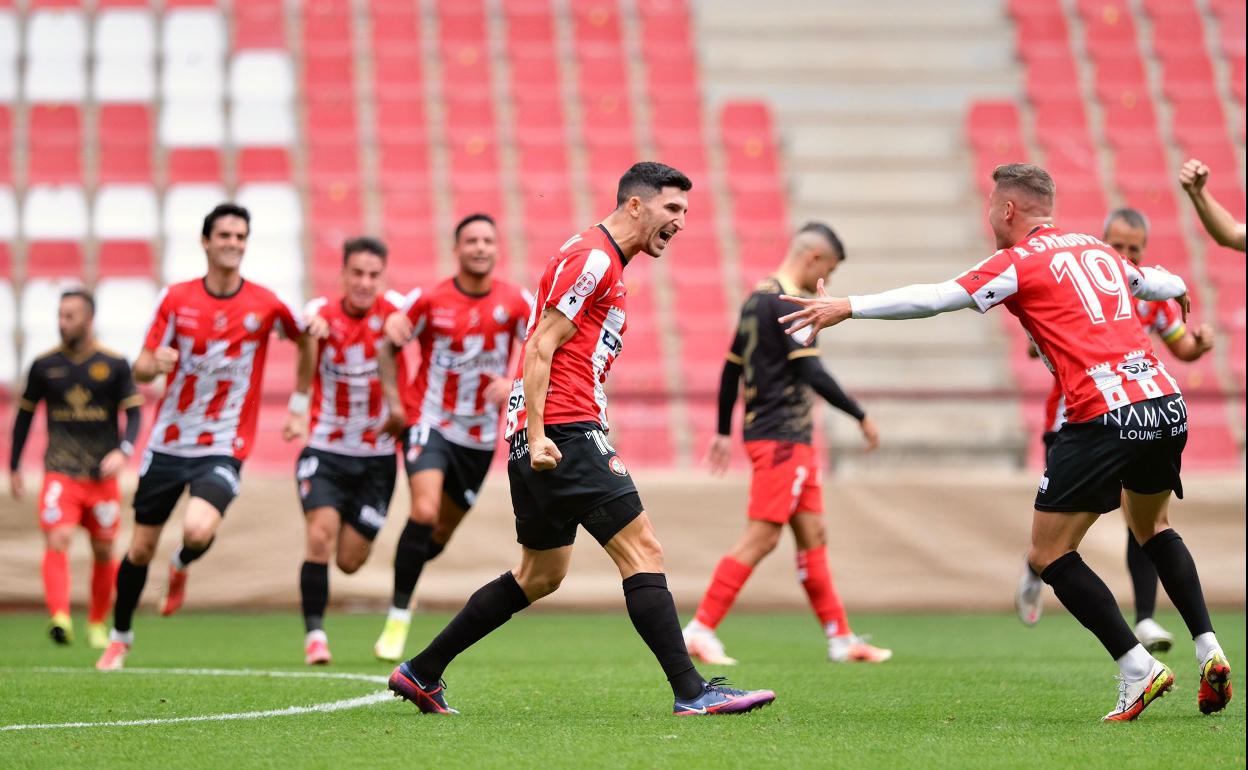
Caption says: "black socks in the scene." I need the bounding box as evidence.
[174,537,215,570]
[301,561,329,633]
[113,557,149,633]
[1141,529,1214,638]
[1126,532,1159,625]
[1041,552,1137,659]
[408,571,531,682]
[392,521,444,610]
[622,573,704,701]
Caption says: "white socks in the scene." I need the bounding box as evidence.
[1194,632,1221,664]
[1116,644,1155,680]
[685,618,712,635]
[387,607,412,624]
[109,628,134,645]
[305,629,328,645]
[171,549,188,571]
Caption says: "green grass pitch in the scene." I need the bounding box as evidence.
[1,610,1243,769]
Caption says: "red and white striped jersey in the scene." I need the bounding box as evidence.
[1042,295,1189,432]
[304,292,403,457]
[956,225,1181,424]
[399,277,532,450]
[505,225,630,438]
[143,278,304,460]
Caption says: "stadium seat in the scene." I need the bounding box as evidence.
[97,104,153,183]
[0,277,14,385]
[97,241,155,278]
[93,9,156,102]
[237,148,292,182]
[0,186,14,240]
[0,11,16,103]
[233,0,285,50]
[1169,97,1231,145]
[93,185,159,240]
[166,148,223,183]
[241,235,304,305]
[162,183,228,241]
[512,96,566,143]
[967,101,1022,151]
[375,97,428,140]
[20,278,80,372]
[162,8,227,58]
[230,51,295,101]
[160,100,226,147]
[27,104,81,183]
[373,52,425,101]
[237,183,302,238]
[230,99,297,146]
[95,277,158,357]
[304,52,356,89]
[377,140,432,187]
[24,10,87,101]
[25,242,83,279]
[22,185,87,240]
[305,94,359,143]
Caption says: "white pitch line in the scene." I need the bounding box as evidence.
[1,666,393,732]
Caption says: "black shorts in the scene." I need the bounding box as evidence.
[402,424,494,511]
[133,451,244,526]
[1035,394,1187,514]
[296,447,397,540]
[507,422,644,550]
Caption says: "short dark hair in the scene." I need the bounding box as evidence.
[201,202,251,239]
[60,288,95,315]
[1103,207,1150,241]
[991,163,1056,203]
[453,213,497,243]
[798,221,846,261]
[342,236,388,263]
[615,162,692,207]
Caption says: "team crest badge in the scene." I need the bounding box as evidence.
[368,315,382,331]
[493,304,508,324]
[243,313,261,333]
[213,311,228,331]
[574,273,597,297]
[609,455,628,476]
[89,361,111,381]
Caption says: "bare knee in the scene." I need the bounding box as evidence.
[128,540,156,565]
[44,528,73,553]
[730,526,781,566]
[90,538,114,562]
[336,554,364,575]
[409,492,439,526]
[1027,545,1072,575]
[183,523,215,550]
[306,526,335,563]
[514,564,567,600]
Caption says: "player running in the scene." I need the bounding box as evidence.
[1015,208,1216,652]
[683,222,889,666]
[372,213,532,662]
[386,162,775,716]
[1179,158,1247,252]
[96,203,314,671]
[779,164,1231,722]
[296,237,404,666]
[9,289,142,648]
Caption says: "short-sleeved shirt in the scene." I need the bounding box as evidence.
[17,346,142,477]
[729,275,823,444]
[398,277,532,450]
[505,224,629,438]
[955,225,1180,424]
[303,292,403,458]
[142,278,304,460]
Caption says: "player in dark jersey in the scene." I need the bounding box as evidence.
[9,289,142,648]
[372,213,531,663]
[1015,208,1216,652]
[683,223,888,666]
[386,162,774,716]
[96,203,315,671]
[780,164,1229,721]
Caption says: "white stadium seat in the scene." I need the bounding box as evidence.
[0,12,17,102]
[240,235,304,305]
[162,183,228,240]
[159,99,225,147]
[161,53,225,102]
[0,279,15,384]
[22,186,88,240]
[162,9,226,58]
[0,279,14,331]
[95,277,158,359]
[93,185,159,240]
[94,58,156,103]
[237,183,302,237]
[95,10,156,60]
[229,51,295,101]
[19,278,81,372]
[229,98,296,146]
[25,56,87,102]
[25,11,87,102]
[162,239,208,286]
[0,187,16,239]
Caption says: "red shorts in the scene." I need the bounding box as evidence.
[745,440,823,523]
[38,473,121,540]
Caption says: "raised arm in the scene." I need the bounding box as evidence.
[523,309,578,471]
[1180,158,1248,252]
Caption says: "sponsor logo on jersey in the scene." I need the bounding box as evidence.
[609,455,628,476]
[89,361,111,381]
[368,314,382,331]
[243,312,262,333]
[574,272,598,297]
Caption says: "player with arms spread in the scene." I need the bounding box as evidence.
[96,203,315,671]
[1015,208,1216,653]
[9,289,142,648]
[780,164,1231,722]
[683,222,888,667]
[296,237,404,665]
[372,213,532,662]
[386,162,775,716]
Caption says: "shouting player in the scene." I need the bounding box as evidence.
[372,213,532,662]
[1015,207,1216,653]
[684,222,889,666]
[297,237,404,665]
[780,163,1231,722]
[386,162,775,716]
[9,289,142,648]
[96,203,314,671]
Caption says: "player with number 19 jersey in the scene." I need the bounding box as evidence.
[955,225,1180,424]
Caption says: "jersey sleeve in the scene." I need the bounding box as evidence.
[304,296,329,320]
[544,247,614,324]
[515,286,536,340]
[141,286,175,352]
[274,294,306,339]
[953,250,1019,312]
[114,356,144,410]
[403,288,429,338]
[17,359,46,411]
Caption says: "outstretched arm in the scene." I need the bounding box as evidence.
[1180,158,1247,252]
[778,277,976,341]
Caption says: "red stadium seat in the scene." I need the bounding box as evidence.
[443,95,498,132]
[966,101,1022,151]
[237,148,292,182]
[653,136,709,178]
[305,95,359,143]
[28,105,82,184]
[512,96,566,143]
[303,52,356,89]
[377,140,431,187]
[0,242,11,279]
[571,0,622,43]
[309,181,363,230]
[515,138,570,178]
[447,131,499,177]
[648,95,703,144]
[375,98,428,140]
[97,104,153,184]
[509,53,561,94]
[306,141,361,185]
[1170,97,1231,145]
[166,148,223,183]
[1159,54,1219,100]
[25,242,83,278]
[440,42,491,97]
[518,176,575,228]
[373,52,425,100]
[580,93,635,145]
[0,106,9,183]
[234,0,285,50]
[97,241,155,278]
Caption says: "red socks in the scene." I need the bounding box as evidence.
[693,557,752,628]
[42,549,70,617]
[90,558,119,624]
[797,546,850,636]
